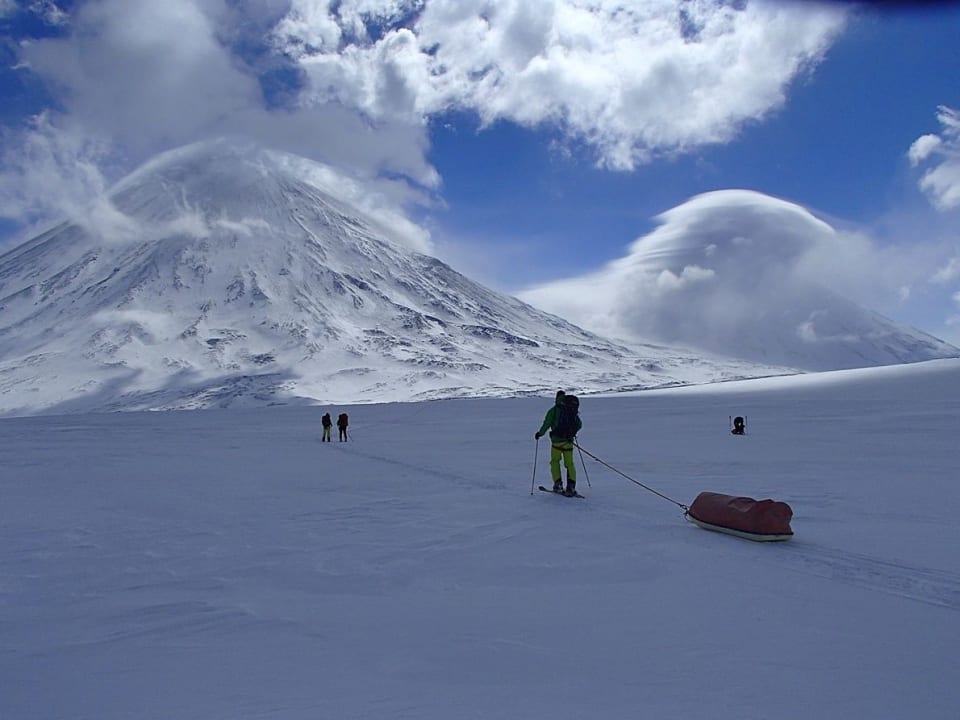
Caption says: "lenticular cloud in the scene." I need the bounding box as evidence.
[519,190,957,370]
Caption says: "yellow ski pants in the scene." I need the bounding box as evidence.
[550,441,576,482]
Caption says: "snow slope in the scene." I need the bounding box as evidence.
[0,140,785,417]
[2,358,958,719]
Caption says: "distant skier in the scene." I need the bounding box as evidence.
[534,390,582,496]
[731,416,746,435]
[321,412,333,442]
[337,412,349,442]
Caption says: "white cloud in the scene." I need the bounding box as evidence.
[0,113,114,231]
[1,0,440,245]
[16,0,439,179]
[268,147,433,252]
[947,292,960,331]
[796,313,858,345]
[280,0,848,169]
[908,134,941,164]
[212,217,271,237]
[0,0,848,242]
[40,0,68,25]
[13,0,439,187]
[909,106,960,211]
[518,190,959,367]
[656,265,715,292]
[1,1,68,24]
[272,0,344,52]
[0,114,224,247]
[932,257,960,284]
[21,0,266,157]
[519,190,839,339]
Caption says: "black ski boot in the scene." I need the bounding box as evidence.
[564,480,577,497]
[552,479,563,493]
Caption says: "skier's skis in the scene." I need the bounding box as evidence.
[538,485,585,499]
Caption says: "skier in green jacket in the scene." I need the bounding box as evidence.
[535,390,582,496]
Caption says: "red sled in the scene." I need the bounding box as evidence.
[686,491,793,542]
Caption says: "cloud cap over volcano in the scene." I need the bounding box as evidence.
[520,190,958,370]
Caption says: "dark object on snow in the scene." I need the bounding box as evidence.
[731,416,746,435]
[538,485,585,499]
[553,394,580,440]
[686,491,793,541]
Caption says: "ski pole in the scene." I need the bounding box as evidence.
[576,440,592,488]
[530,437,540,495]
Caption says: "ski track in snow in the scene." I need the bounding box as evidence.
[777,542,960,611]
[327,439,515,493]
[320,407,960,613]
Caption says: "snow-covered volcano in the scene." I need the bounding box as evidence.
[0,141,779,416]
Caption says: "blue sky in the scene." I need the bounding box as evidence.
[1,0,959,347]
[426,5,960,285]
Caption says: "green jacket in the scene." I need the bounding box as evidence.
[537,400,582,442]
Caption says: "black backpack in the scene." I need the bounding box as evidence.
[553,394,580,439]
[731,416,745,435]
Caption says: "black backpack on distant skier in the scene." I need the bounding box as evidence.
[553,394,580,440]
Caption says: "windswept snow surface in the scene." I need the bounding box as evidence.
[2,360,959,719]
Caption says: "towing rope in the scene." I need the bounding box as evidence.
[574,442,689,513]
